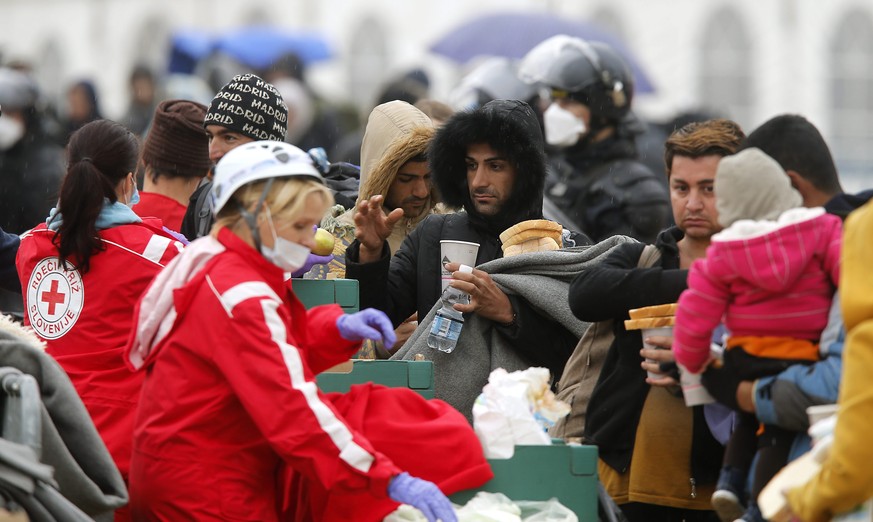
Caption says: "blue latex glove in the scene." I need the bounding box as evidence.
[290,253,334,278]
[387,473,457,522]
[336,308,397,349]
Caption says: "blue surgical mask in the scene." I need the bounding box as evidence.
[260,207,311,273]
[128,184,140,207]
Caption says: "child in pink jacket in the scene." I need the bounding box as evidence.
[673,147,842,521]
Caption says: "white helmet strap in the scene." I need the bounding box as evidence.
[238,177,275,252]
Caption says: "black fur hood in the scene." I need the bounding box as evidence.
[430,99,546,235]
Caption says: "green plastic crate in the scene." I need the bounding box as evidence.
[316,360,435,399]
[450,442,599,520]
[291,278,359,313]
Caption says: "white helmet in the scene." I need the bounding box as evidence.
[211,140,324,215]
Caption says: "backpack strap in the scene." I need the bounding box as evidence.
[637,243,662,268]
[549,242,663,440]
[194,182,214,239]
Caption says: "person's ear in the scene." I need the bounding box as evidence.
[785,170,814,205]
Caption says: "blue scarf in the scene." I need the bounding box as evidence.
[47,199,142,231]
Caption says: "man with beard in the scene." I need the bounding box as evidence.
[345,99,582,386]
[314,100,438,356]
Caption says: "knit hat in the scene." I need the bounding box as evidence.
[715,147,803,228]
[204,74,287,142]
[141,99,211,178]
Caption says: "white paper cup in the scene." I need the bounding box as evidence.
[641,326,674,380]
[440,240,479,291]
[806,404,838,426]
[677,363,715,406]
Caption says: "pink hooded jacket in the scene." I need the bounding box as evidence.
[674,207,842,373]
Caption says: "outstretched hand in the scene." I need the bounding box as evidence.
[353,195,404,262]
[443,262,514,325]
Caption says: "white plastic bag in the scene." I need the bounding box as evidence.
[384,493,577,522]
[472,368,570,459]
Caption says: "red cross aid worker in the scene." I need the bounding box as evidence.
[124,141,488,521]
[16,119,184,521]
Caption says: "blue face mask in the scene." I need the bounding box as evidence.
[128,184,140,207]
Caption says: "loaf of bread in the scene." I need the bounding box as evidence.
[624,316,676,330]
[499,219,563,249]
[628,303,678,320]
[503,237,561,257]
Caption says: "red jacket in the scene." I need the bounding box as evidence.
[133,192,187,234]
[17,221,183,480]
[126,229,405,521]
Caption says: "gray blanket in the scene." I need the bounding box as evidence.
[392,236,636,420]
[0,322,127,519]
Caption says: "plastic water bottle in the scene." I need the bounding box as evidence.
[427,265,473,353]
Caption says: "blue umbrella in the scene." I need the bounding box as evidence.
[213,26,333,70]
[168,29,214,74]
[430,11,654,93]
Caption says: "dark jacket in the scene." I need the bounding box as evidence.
[824,189,873,220]
[569,226,722,481]
[0,227,19,293]
[548,129,669,244]
[0,129,64,235]
[346,99,580,377]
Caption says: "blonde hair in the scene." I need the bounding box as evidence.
[214,177,333,230]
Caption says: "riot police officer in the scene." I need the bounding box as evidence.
[520,35,669,243]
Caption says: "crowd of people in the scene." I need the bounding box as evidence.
[0,32,872,522]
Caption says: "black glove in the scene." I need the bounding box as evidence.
[701,364,742,410]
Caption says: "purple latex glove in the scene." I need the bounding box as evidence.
[162,226,190,245]
[290,252,334,278]
[336,308,396,349]
[387,473,457,522]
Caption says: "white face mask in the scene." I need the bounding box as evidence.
[543,103,587,148]
[260,208,311,273]
[0,117,25,151]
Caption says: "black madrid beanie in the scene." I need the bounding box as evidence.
[204,73,288,142]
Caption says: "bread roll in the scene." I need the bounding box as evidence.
[628,303,678,320]
[624,316,676,330]
[503,237,560,257]
[498,219,562,244]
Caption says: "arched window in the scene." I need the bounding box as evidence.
[133,16,171,73]
[33,39,64,111]
[243,7,272,26]
[829,9,873,182]
[346,16,388,111]
[699,8,753,126]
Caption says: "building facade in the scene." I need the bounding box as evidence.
[3,0,871,188]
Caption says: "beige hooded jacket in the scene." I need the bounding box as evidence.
[344,100,437,251]
[320,101,437,279]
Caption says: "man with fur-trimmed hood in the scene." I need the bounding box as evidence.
[346,99,584,379]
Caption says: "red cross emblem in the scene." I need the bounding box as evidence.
[40,279,65,316]
[27,257,84,340]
